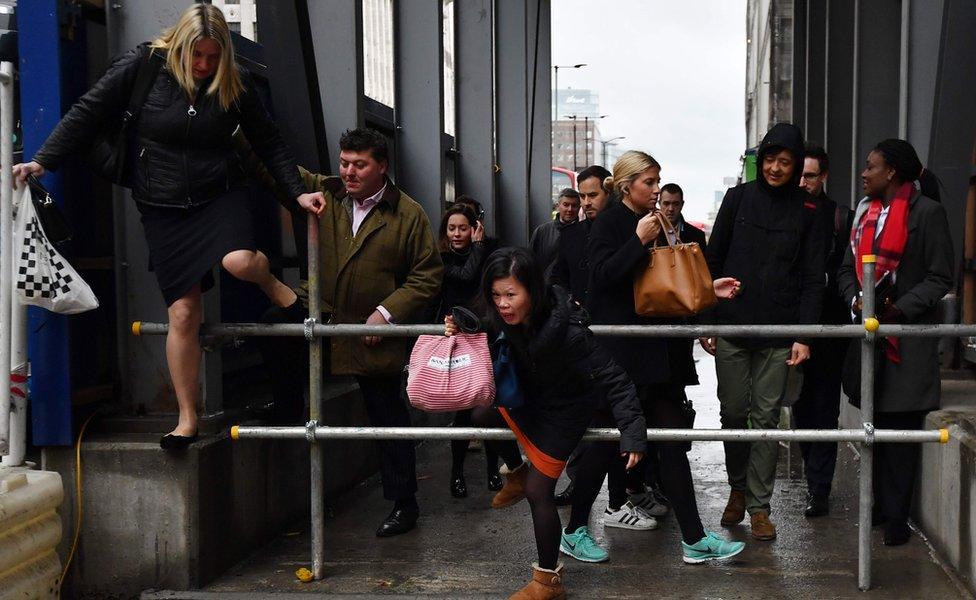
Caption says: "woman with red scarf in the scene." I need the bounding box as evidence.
[838,139,954,546]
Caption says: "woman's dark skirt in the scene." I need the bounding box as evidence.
[138,188,256,306]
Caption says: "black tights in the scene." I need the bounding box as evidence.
[641,384,706,545]
[471,407,561,568]
[566,411,629,533]
[451,409,500,478]
[525,467,561,569]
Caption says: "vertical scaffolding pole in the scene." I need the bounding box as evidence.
[858,255,877,590]
[306,216,326,580]
[0,62,14,457]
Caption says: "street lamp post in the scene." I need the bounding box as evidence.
[583,114,608,166]
[567,115,579,171]
[600,135,626,167]
[553,63,586,122]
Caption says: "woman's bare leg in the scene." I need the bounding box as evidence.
[221,249,297,307]
[166,285,203,437]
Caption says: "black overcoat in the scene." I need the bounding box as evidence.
[837,190,954,413]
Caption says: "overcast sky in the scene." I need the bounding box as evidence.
[551,0,747,222]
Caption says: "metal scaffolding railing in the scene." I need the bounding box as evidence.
[132,237,954,592]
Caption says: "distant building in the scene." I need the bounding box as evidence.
[552,118,601,172]
[554,88,601,120]
[745,0,793,148]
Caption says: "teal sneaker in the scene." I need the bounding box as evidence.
[681,530,745,564]
[560,526,609,563]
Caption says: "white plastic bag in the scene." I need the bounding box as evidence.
[12,185,98,314]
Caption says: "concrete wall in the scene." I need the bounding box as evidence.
[918,409,976,595]
[42,385,382,598]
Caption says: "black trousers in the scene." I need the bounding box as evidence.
[355,375,418,501]
[566,410,629,533]
[257,305,417,501]
[873,411,927,523]
[793,337,847,497]
[256,304,310,424]
[637,383,706,544]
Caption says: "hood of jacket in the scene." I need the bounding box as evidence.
[757,122,806,195]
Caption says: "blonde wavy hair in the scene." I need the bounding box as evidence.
[604,150,661,196]
[151,3,243,111]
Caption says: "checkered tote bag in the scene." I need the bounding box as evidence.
[13,185,98,314]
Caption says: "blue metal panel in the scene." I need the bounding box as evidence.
[19,0,72,445]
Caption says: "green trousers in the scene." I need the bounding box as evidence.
[715,338,791,514]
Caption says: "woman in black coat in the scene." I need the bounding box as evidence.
[587,150,743,564]
[444,247,646,600]
[837,139,953,546]
[13,4,323,449]
[431,205,502,497]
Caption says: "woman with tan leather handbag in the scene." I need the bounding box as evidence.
[587,150,742,564]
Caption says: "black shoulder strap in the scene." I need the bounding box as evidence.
[121,46,165,129]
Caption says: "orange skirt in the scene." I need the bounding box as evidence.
[497,402,591,479]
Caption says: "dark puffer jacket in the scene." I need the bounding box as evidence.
[492,286,647,453]
[33,44,305,208]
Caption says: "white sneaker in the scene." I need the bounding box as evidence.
[603,501,658,530]
[629,491,670,517]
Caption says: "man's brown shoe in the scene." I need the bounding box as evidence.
[720,490,746,526]
[492,462,529,509]
[750,510,777,541]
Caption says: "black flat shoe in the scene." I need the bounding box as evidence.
[884,520,911,546]
[160,433,198,451]
[554,482,574,507]
[803,494,829,518]
[450,475,468,498]
[487,473,504,491]
[376,506,419,537]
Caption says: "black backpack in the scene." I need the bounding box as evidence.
[86,43,165,187]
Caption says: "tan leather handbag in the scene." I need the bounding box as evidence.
[633,212,717,317]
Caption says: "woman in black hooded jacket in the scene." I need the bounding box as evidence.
[444,247,646,600]
[704,122,825,541]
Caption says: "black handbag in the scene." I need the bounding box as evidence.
[26,174,71,245]
[87,45,164,187]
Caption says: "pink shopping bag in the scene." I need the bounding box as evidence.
[406,333,495,412]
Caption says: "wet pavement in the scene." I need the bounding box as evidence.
[184,349,968,599]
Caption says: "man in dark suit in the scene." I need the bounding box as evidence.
[792,144,855,518]
[659,183,707,248]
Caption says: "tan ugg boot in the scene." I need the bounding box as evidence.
[492,462,529,509]
[509,563,566,600]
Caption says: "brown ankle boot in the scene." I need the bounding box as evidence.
[492,462,529,509]
[750,510,777,541]
[509,563,566,600]
[720,489,746,526]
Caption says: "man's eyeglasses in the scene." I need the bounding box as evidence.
[801,172,822,181]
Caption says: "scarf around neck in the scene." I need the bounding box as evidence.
[850,182,912,361]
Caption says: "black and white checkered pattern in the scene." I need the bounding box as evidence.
[15,216,74,299]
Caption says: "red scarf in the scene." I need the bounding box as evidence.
[851,182,912,362]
